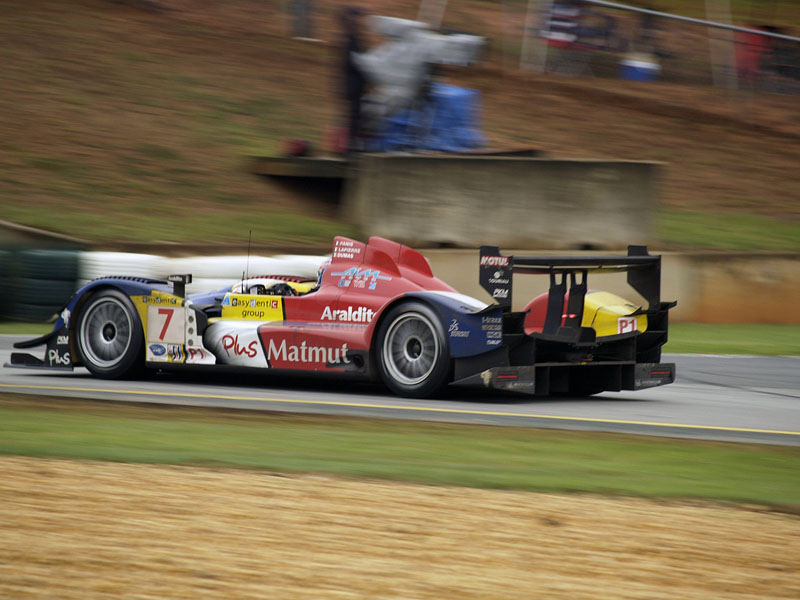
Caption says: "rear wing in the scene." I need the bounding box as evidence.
[479,244,666,316]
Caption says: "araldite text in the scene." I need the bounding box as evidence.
[321,305,375,323]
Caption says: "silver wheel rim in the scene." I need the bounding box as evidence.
[382,312,439,386]
[79,297,133,368]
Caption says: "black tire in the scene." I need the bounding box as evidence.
[376,302,451,398]
[8,303,63,323]
[19,249,80,281]
[75,289,144,379]
[13,278,76,307]
[0,250,12,317]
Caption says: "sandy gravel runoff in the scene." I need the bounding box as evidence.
[1,456,798,599]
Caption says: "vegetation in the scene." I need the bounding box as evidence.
[1,395,797,506]
[666,323,800,355]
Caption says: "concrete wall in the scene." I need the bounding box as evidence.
[423,250,800,324]
[344,155,660,249]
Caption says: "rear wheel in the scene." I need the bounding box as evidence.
[376,302,450,398]
[76,290,143,379]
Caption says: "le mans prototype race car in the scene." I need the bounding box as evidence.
[8,236,676,398]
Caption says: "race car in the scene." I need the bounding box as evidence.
[7,236,676,398]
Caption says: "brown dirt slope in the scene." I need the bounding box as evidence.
[0,0,799,245]
[1,456,799,599]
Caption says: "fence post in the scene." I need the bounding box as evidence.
[705,0,738,90]
[520,0,549,72]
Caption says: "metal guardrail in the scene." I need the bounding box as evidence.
[519,0,798,91]
[583,0,800,44]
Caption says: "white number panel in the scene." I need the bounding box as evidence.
[147,306,186,344]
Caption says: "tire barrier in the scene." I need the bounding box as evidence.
[162,256,325,294]
[9,250,80,322]
[0,249,11,319]
[2,250,327,322]
[182,277,239,295]
[164,256,324,280]
[18,249,80,281]
[77,252,167,289]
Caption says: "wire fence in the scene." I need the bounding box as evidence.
[515,0,800,94]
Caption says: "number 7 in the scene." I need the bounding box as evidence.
[157,308,174,340]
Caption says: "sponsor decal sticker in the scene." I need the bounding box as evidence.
[480,255,510,267]
[481,315,503,346]
[60,308,71,327]
[222,295,283,320]
[57,335,69,345]
[47,348,70,366]
[168,344,184,363]
[267,339,350,365]
[142,294,179,305]
[321,305,375,323]
[331,267,392,290]
[149,344,167,356]
[492,288,509,299]
[488,270,510,285]
[448,319,470,338]
[222,334,259,358]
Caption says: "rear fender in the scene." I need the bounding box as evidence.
[383,291,503,358]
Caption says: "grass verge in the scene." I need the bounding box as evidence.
[665,323,800,355]
[659,209,800,252]
[1,395,798,507]
[3,322,800,355]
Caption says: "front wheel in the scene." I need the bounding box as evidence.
[76,289,144,379]
[376,302,451,398]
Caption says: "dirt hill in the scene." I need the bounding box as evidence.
[1,0,798,245]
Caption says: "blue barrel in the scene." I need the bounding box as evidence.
[620,58,660,82]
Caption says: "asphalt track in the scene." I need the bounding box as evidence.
[1,335,799,446]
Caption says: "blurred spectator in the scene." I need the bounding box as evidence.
[736,25,773,88]
[339,7,367,153]
[757,26,800,87]
[541,0,583,47]
[541,0,618,50]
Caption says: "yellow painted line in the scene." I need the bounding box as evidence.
[1,382,799,437]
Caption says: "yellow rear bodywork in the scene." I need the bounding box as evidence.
[582,291,647,337]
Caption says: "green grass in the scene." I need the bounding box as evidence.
[660,209,800,252]
[0,322,54,334]
[665,323,800,355]
[1,395,798,506]
[3,322,799,355]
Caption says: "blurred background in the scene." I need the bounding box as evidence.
[0,0,798,321]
